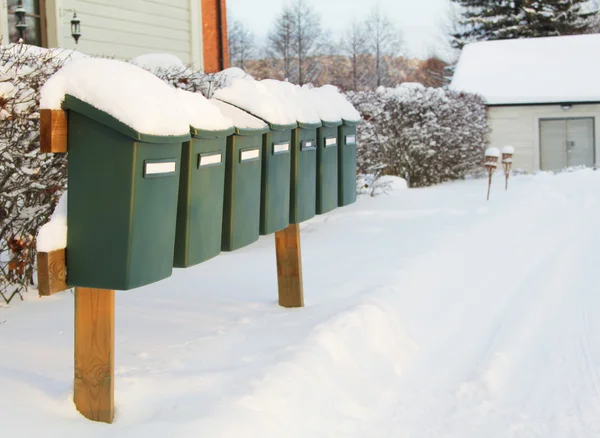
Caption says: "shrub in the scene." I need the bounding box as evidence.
[0,43,74,303]
[347,83,489,188]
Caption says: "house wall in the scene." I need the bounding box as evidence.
[2,0,204,69]
[488,103,600,172]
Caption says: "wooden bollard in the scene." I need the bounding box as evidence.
[275,223,304,308]
[484,148,500,201]
[38,109,115,424]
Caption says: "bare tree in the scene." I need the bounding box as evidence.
[365,6,402,88]
[228,17,256,70]
[290,0,323,85]
[265,0,324,84]
[341,20,368,90]
[266,7,296,81]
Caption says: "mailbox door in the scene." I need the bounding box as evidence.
[67,111,181,290]
[290,127,317,224]
[260,129,292,235]
[316,126,339,215]
[222,134,262,251]
[338,124,357,207]
[174,137,227,268]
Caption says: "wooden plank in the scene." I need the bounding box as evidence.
[275,224,304,308]
[74,287,115,424]
[40,109,67,153]
[37,249,69,296]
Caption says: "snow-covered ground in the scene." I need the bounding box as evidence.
[2,170,600,437]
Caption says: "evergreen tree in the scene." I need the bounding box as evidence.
[452,0,597,49]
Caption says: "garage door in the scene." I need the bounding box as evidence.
[540,118,595,171]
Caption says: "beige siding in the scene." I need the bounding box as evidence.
[489,104,600,172]
[48,0,202,68]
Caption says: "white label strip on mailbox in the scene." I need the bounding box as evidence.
[325,137,337,146]
[274,143,290,153]
[241,148,260,161]
[145,161,176,175]
[199,153,222,167]
[346,135,357,145]
[305,141,314,148]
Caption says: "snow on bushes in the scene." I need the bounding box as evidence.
[347,83,490,188]
[0,43,80,303]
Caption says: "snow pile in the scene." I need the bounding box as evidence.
[485,147,501,158]
[210,99,268,130]
[301,84,342,125]
[502,146,515,154]
[213,78,297,126]
[130,53,186,72]
[215,67,254,87]
[40,58,190,136]
[451,34,600,105]
[36,193,67,252]
[260,80,321,125]
[312,85,361,123]
[176,90,233,132]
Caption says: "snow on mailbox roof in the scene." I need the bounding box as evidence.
[40,58,190,137]
[311,85,361,123]
[260,80,321,125]
[301,84,342,125]
[210,99,268,130]
[450,34,600,105]
[213,77,297,126]
[176,89,233,132]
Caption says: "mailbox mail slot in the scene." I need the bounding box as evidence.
[241,148,260,162]
[345,135,356,145]
[198,152,223,167]
[144,160,177,177]
[273,142,290,154]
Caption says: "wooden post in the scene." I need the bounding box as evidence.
[40,109,67,153]
[40,107,115,424]
[37,249,68,296]
[275,223,304,308]
[74,287,115,423]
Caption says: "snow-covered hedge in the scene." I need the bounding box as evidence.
[0,44,77,303]
[347,84,490,188]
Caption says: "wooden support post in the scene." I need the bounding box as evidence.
[40,103,116,424]
[37,249,69,296]
[74,287,115,424]
[40,109,68,153]
[275,223,304,308]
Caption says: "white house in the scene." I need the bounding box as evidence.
[451,34,600,173]
[0,0,227,71]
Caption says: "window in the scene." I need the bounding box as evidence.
[7,0,47,47]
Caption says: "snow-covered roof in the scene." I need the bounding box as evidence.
[176,89,234,132]
[450,34,600,105]
[213,78,297,127]
[210,99,269,131]
[310,85,361,123]
[261,80,321,125]
[40,58,190,137]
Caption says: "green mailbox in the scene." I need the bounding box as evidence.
[173,124,235,268]
[211,100,269,251]
[290,121,321,223]
[64,95,190,290]
[338,119,360,207]
[316,119,343,215]
[259,120,296,234]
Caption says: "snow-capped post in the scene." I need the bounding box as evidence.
[501,146,514,190]
[484,147,500,201]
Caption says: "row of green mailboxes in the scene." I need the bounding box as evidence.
[63,96,358,291]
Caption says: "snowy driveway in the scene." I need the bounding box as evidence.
[2,170,600,437]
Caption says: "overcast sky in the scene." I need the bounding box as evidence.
[227,0,455,60]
